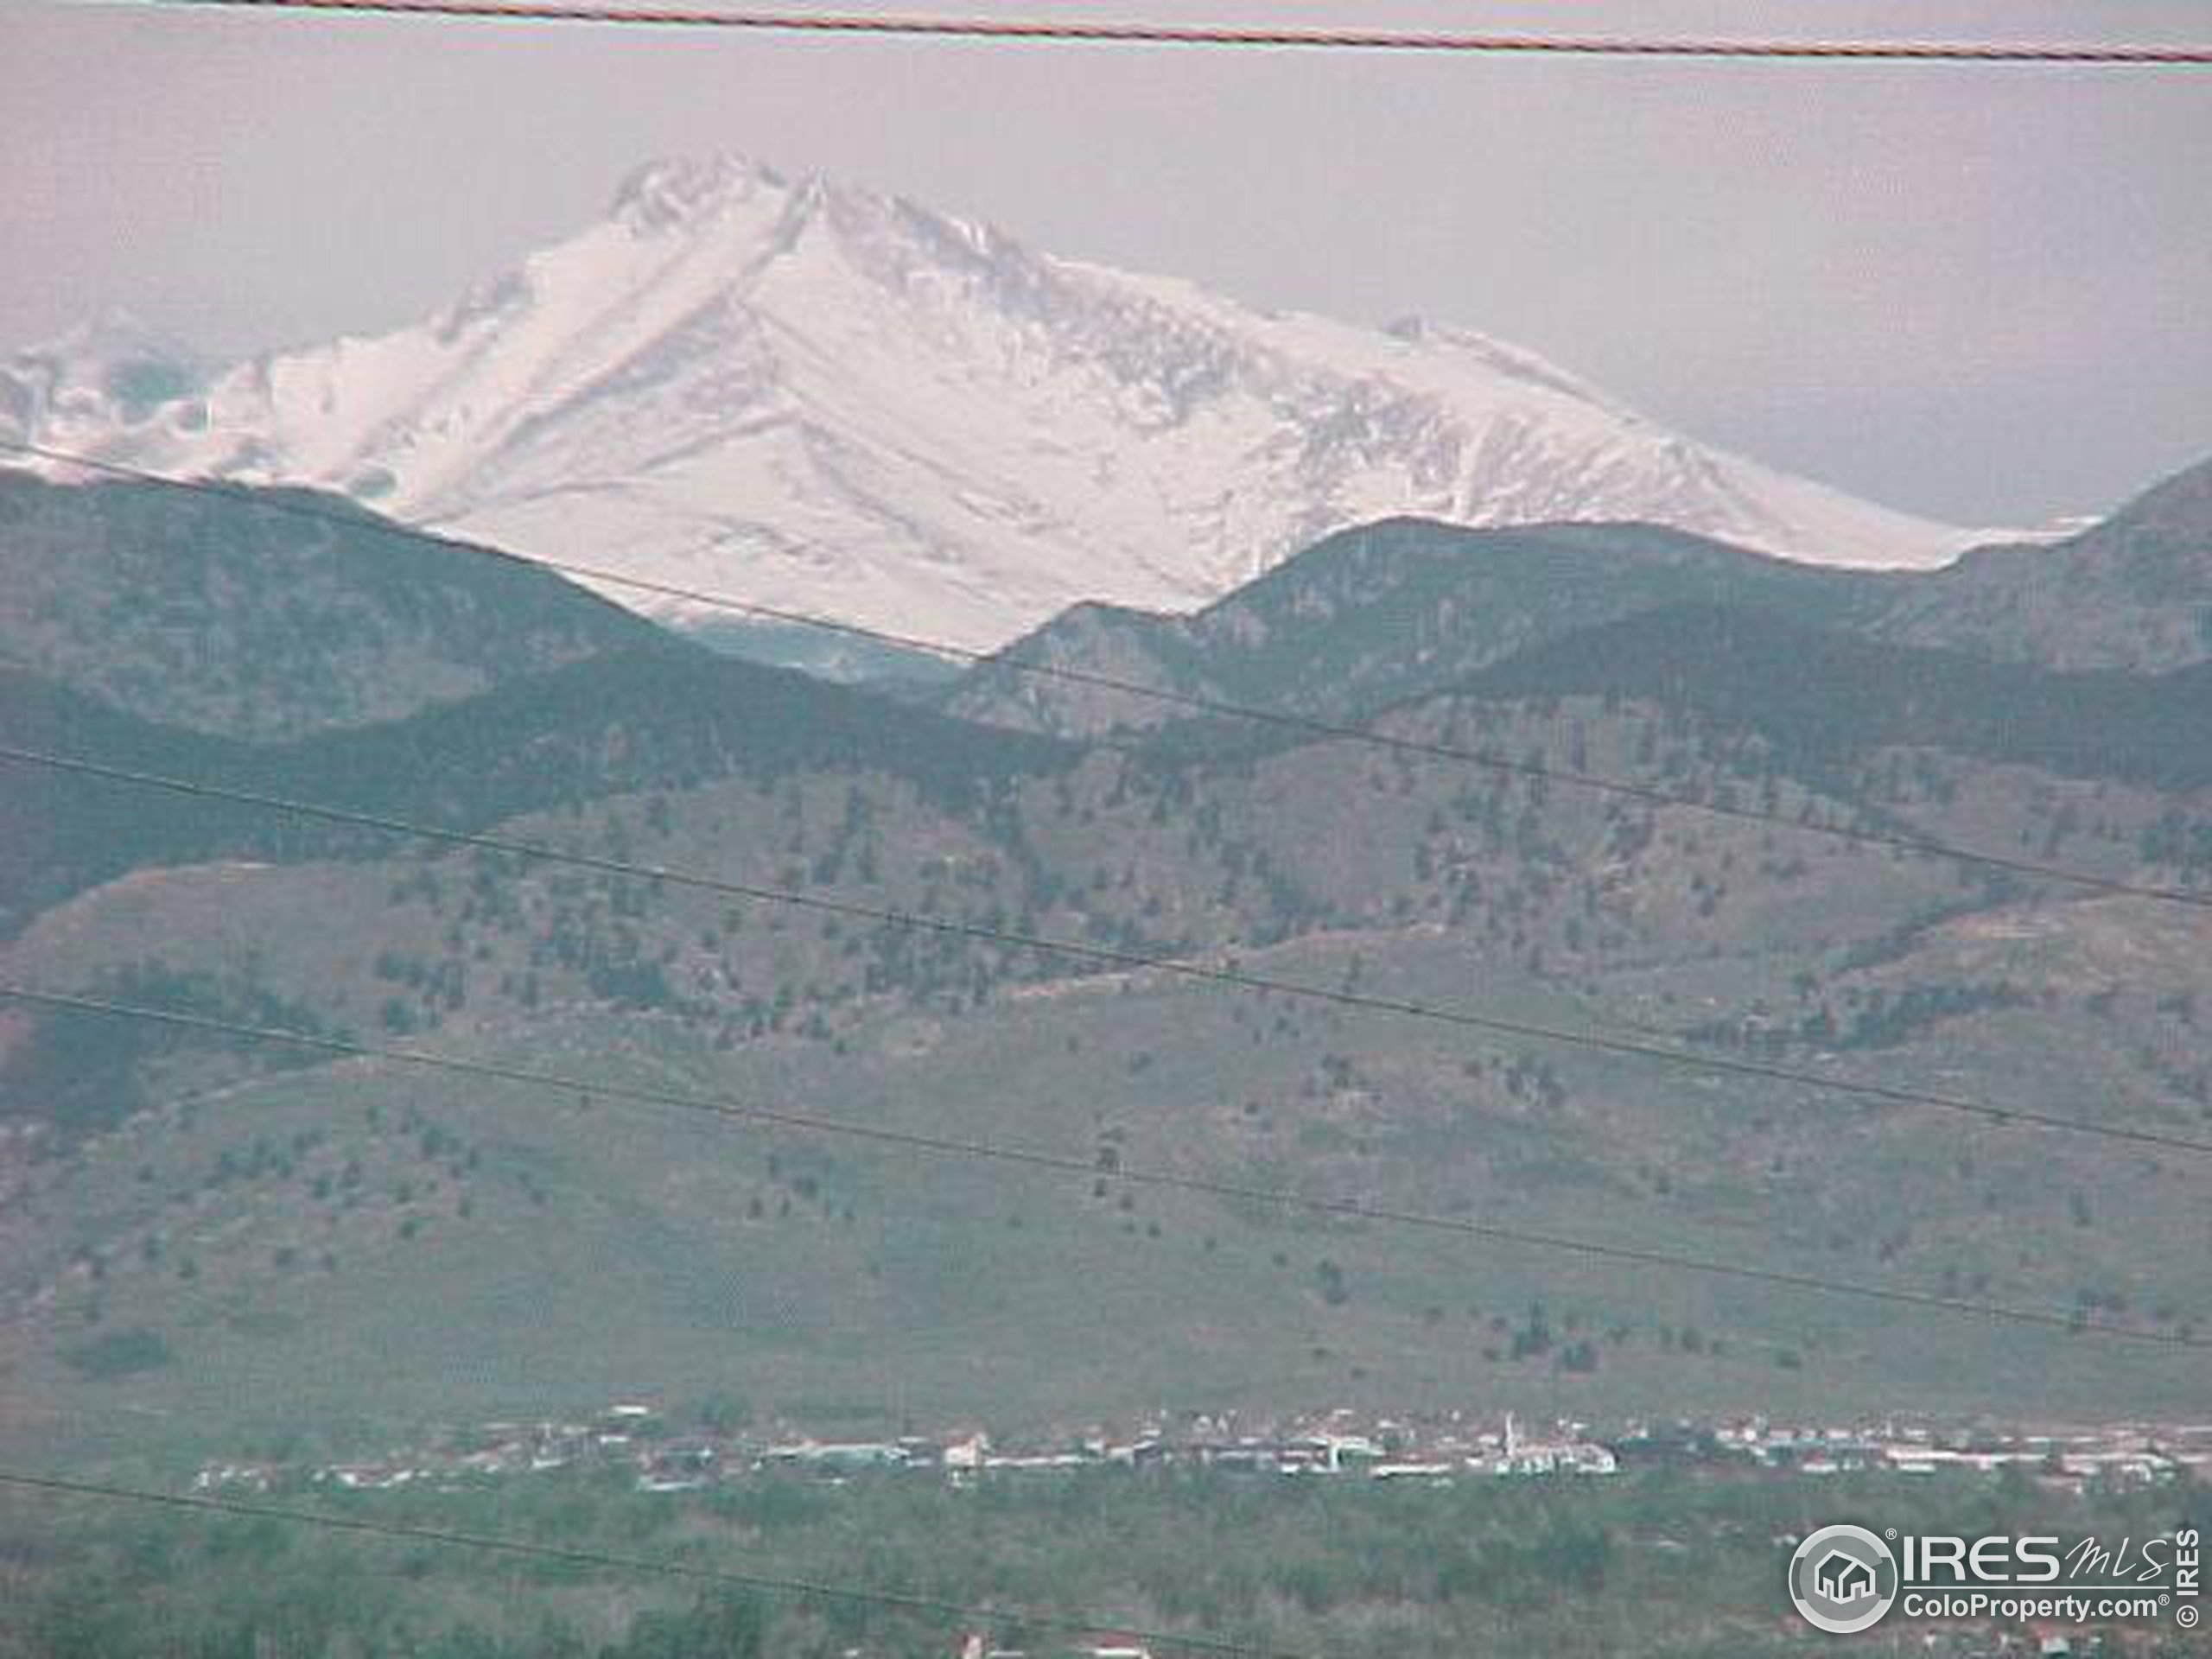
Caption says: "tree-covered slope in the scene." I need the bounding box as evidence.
[0,647,1066,931]
[939,452,2212,742]
[939,518,1881,737]
[1465,601,2212,795]
[1870,455,2212,671]
[0,472,676,739]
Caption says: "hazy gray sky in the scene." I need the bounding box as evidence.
[5,0,2207,524]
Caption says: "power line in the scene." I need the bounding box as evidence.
[8,440,2209,916]
[144,2,2212,66]
[0,1469,1301,1658]
[9,746,2210,1160]
[3,984,2198,1346]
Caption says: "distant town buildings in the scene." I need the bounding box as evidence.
[188,1401,2207,1503]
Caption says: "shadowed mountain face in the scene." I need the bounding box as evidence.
[1868,455,2212,671]
[1465,601,2212,795]
[13,593,2211,940]
[3,460,2210,1467]
[939,458,2212,740]
[0,643,1065,932]
[0,472,671,740]
[936,519,1882,737]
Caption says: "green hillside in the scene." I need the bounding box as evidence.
[1467,601,2212,797]
[1871,454,2212,671]
[0,647,1065,930]
[5,461,2211,1478]
[939,518,1880,737]
[0,471,672,740]
[941,456,2212,746]
[8,657,2209,1464]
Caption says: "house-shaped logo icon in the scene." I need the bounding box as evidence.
[1816,1550,1877,1604]
[1790,1524,1898,1633]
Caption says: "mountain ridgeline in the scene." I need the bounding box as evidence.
[936,519,1881,736]
[2,454,2209,1452]
[0,471,670,740]
[939,456,2212,740]
[8,467,2212,931]
[1872,454,2212,671]
[0,644,1064,931]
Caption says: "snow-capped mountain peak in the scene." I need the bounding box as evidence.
[3,155,1984,651]
[610,153,786,229]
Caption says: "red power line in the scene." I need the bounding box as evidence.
[151,1,2212,66]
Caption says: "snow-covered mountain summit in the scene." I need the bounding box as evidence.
[4,155,1981,650]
